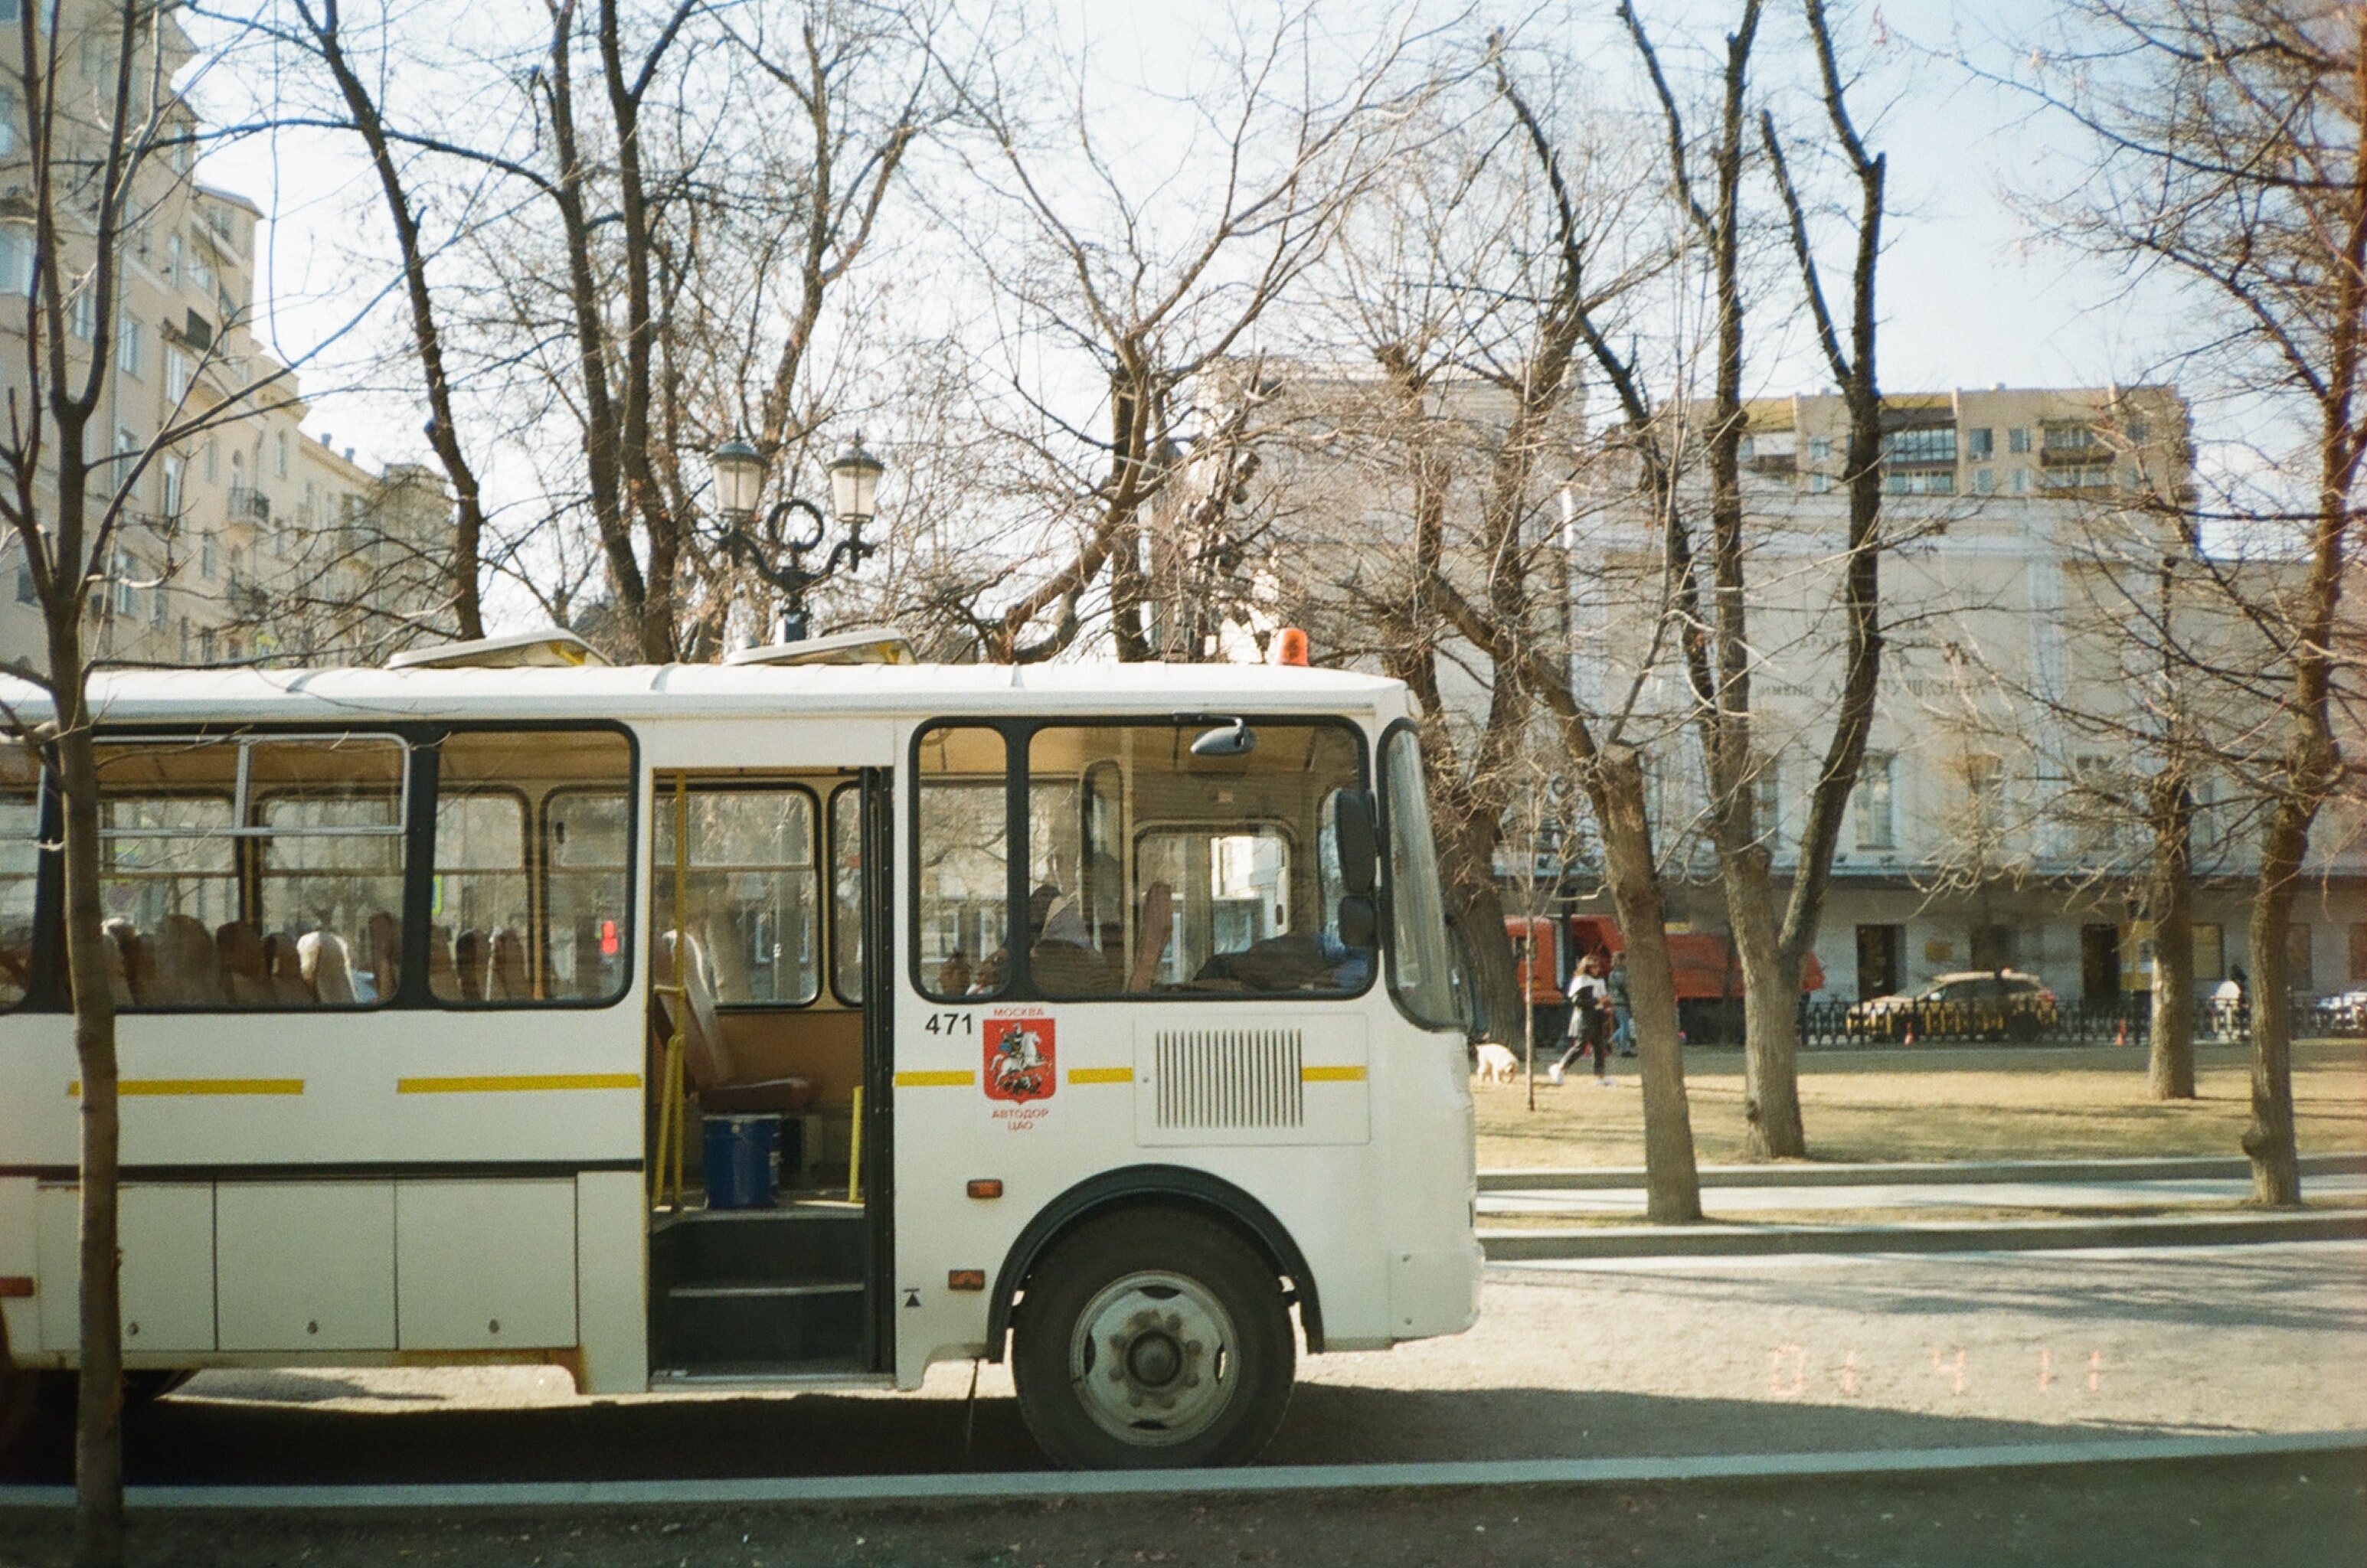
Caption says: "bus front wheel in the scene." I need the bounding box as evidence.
[1011,1207,1294,1468]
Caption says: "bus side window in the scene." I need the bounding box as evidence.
[0,749,40,1010]
[93,733,404,1008]
[652,785,819,1006]
[915,725,1009,1002]
[430,732,533,1002]
[1026,724,1368,999]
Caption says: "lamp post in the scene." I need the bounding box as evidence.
[708,433,885,642]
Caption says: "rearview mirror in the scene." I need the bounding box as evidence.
[1334,789,1377,897]
[1190,719,1257,758]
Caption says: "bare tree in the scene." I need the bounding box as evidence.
[276,0,934,659]
[2010,0,2364,1204]
[933,2,1431,664]
[1610,0,1890,1160]
[0,4,307,1560]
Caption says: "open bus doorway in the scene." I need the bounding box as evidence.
[643,768,894,1380]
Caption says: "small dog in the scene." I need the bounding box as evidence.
[1473,1041,1520,1083]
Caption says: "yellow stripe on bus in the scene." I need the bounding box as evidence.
[1300,1065,1368,1083]
[1067,1067,1133,1085]
[68,1078,304,1097]
[397,1073,641,1095]
[894,1070,976,1088]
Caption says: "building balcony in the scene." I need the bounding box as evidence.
[223,488,270,535]
[2038,443,2108,467]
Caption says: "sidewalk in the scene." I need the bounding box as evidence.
[1476,1153,2367,1260]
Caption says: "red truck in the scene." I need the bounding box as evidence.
[1507,913,1825,1044]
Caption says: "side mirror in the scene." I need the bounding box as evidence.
[1336,894,1378,951]
[1335,789,1378,897]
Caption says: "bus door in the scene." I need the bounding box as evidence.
[644,767,893,1380]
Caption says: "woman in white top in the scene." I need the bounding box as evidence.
[1552,953,1613,1085]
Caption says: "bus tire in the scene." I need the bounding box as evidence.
[1011,1206,1293,1469]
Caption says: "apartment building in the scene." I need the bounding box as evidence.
[1224,366,2365,1011]
[0,0,449,680]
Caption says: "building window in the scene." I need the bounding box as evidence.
[116,317,143,378]
[0,87,15,158]
[161,455,183,519]
[1808,436,1832,460]
[165,347,192,403]
[276,430,289,479]
[1885,469,1954,495]
[203,440,218,483]
[167,233,182,289]
[68,289,95,341]
[0,226,31,298]
[110,551,134,616]
[1972,467,1994,494]
[2011,467,2029,495]
[1856,753,1895,850]
[200,532,217,579]
[198,627,216,662]
[1967,427,1993,458]
[15,559,34,606]
[1882,427,1957,463]
[1809,470,1830,494]
[2009,427,2032,453]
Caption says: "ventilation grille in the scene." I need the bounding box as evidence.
[1153,1029,1304,1130]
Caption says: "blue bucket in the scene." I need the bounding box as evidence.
[702,1114,779,1210]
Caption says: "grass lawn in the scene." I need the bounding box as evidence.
[1476,1036,2367,1170]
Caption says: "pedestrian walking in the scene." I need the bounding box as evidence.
[1551,953,1613,1086]
[1607,951,1636,1057]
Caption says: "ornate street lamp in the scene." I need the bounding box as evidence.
[708,432,886,642]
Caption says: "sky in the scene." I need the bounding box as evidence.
[191,0,2182,485]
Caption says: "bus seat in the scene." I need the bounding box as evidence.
[218,923,272,1006]
[455,929,489,1002]
[366,913,401,1001]
[427,923,459,1000]
[150,914,223,1005]
[299,930,357,1004]
[489,929,530,999]
[654,931,815,1116]
[1127,881,1175,991]
[262,933,315,1006]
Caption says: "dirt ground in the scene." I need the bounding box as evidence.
[3,1449,2362,1567]
[1478,1037,2367,1169]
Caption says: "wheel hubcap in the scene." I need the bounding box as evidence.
[1069,1272,1237,1447]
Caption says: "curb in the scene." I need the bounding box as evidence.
[1478,1152,2367,1193]
[1479,1208,2367,1261]
[0,1431,2358,1511]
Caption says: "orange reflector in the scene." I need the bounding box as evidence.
[947,1269,986,1292]
[0,1276,32,1298]
[1273,627,1309,666]
[966,1179,1003,1200]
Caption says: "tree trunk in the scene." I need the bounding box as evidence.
[2146,773,2196,1100]
[2242,805,2307,1207]
[1589,746,1702,1223]
[47,662,123,1566]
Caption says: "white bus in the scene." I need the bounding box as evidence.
[0,638,1480,1468]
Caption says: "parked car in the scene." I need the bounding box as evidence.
[1847,970,2061,1042]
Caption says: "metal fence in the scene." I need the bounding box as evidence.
[1793,998,2148,1049]
[1785,995,2366,1047]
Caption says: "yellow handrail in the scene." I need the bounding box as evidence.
[846,1084,864,1204]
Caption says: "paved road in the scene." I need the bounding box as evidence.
[11,1239,2356,1487]
[1478,1174,2367,1217]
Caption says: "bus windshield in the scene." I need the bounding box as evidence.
[1381,725,1460,1029]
